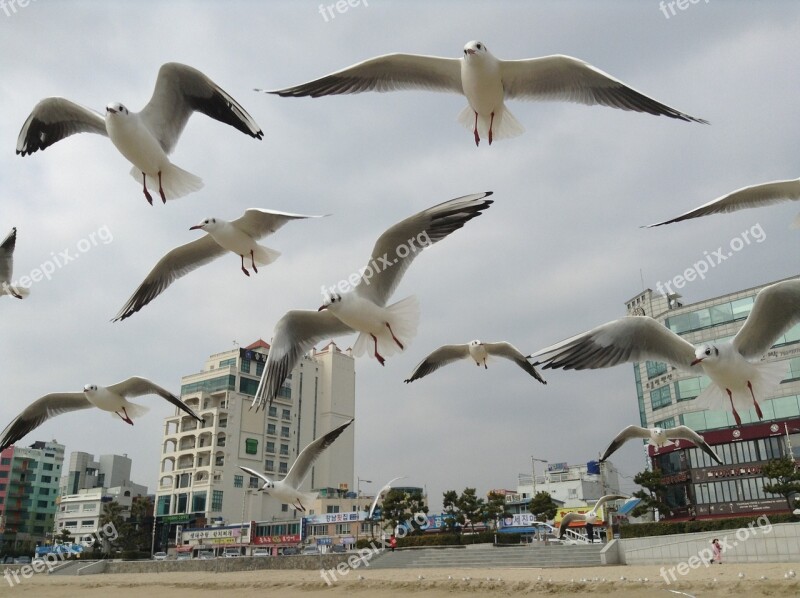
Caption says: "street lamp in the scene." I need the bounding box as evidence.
[356,477,372,546]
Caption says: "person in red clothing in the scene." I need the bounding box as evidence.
[389,535,397,553]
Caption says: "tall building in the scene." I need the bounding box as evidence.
[60,451,143,496]
[0,440,65,550]
[154,339,355,550]
[625,275,800,520]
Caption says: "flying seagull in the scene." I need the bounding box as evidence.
[645,178,800,229]
[260,40,706,146]
[367,476,407,520]
[251,192,494,409]
[404,340,546,384]
[113,209,323,321]
[1,228,29,300]
[17,62,263,203]
[0,377,201,452]
[530,278,800,426]
[238,418,354,512]
[601,424,722,465]
[558,494,627,538]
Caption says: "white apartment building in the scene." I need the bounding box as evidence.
[154,339,355,547]
[54,483,148,539]
[516,461,622,508]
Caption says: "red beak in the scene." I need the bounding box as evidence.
[189,225,203,230]
[465,49,476,55]
[691,358,703,366]
[318,305,327,311]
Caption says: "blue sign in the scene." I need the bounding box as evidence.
[316,537,332,545]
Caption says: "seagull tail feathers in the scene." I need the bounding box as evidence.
[114,402,149,420]
[129,163,203,201]
[353,295,420,361]
[456,104,525,142]
[251,244,281,266]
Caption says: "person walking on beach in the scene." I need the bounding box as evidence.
[710,538,722,564]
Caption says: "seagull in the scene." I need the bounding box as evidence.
[260,40,706,146]
[558,494,626,538]
[252,192,494,409]
[531,278,800,426]
[238,418,354,512]
[367,476,407,520]
[1,228,29,300]
[0,377,201,452]
[112,209,323,321]
[645,178,800,229]
[404,339,546,383]
[601,424,722,465]
[17,62,263,203]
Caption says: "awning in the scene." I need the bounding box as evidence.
[616,498,642,516]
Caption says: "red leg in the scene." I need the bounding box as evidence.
[386,322,404,350]
[488,112,495,145]
[727,389,742,426]
[483,359,488,370]
[116,407,134,426]
[250,250,258,274]
[747,381,764,419]
[142,173,153,205]
[371,334,385,366]
[157,171,167,203]
[240,255,250,277]
[473,111,480,146]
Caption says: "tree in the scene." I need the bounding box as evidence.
[99,501,125,554]
[630,468,671,518]
[441,490,464,533]
[528,491,558,521]
[382,488,428,534]
[120,497,151,552]
[484,491,510,529]
[762,455,800,511]
[58,528,73,544]
[456,488,485,536]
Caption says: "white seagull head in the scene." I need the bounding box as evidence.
[691,344,719,366]
[189,217,221,232]
[468,339,483,348]
[105,102,129,116]
[651,427,667,445]
[463,40,489,58]
[318,292,344,312]
[83,384,98,394]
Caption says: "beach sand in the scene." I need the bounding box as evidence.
[5,562,800,597]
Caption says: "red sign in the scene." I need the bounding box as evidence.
[253,534,301,545]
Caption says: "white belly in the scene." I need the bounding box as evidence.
[106,117,169,174]
[331,295,388,335]
[461,62,504,114]
[468,344,488,364]
[85,387,125,412]
[210,225,257,256]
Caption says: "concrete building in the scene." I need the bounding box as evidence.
[516,461,622,508]
[624,275,800,520]
[0,440,65,550]
[60,451,145,496]
[154,339,355,551]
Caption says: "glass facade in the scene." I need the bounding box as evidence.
[181,375,236,395]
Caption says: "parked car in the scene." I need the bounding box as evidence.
[301,545,320,555]
[176,553,192,561]
[14,556,32,564]
[281,547,299,555]
[223,548,241,558]
[153,552,168,561]
[197,550,215,560]
[252,548,270,557]
[331,545,346,553]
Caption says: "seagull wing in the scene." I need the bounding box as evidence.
[140,62,263,154]
[283,418,354,489]
[600,425,650,461]
[530,316,697,371]
[593,494,628,511]
[500,55,707,123]
[253,310,355,409]
[106,376,201,421]
[1,228,17,282]
[113,235,227,322]
[484,342,546,383]
[231,209,326,240]
[646,179,800,227]
[16,97,107,156]
[368,476,407,519]
[669,425,722,465]
[238,465,272,487]
[733,278,800,359]
[404,344,470,383]
[558,512,584,537]
[0,393,91,451]
[262,53,462,97]
[355,192,494,306]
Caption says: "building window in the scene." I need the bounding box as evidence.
[268,406,277,418]
[279,444,289,456]
[278,462,288,475]
[37,500,48,508]
[35,513,46,521]
[238,377,260,396]
[234,475,243,488]
[192,491,207,512]
[645,361,668,379]
[654,417,675,428]
[241,360,251,373]
[266,442,275,454]
[211,490,224,511]
[265,460,274,472]
[326,505,340,513]
[245,439,258,455]
[41,475,51,483]
[81,520,94,527]
[281,504,288,512]
[282,409,291,421]
[157,495,171,516]
[335,523,350,535]
[38,487,49,495]
[280,427,290,439]
[256,361,265,377]
[219,358,236,368]
[650,385,672,410]
[43,462,53,470]
[248,476,260,489]
[267,424,276,435]
[1,458,10,465]
[309,524,327,535]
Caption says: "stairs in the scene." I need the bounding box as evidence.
[368,543,605,569]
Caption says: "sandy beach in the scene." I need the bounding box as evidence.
[5,563,800,597]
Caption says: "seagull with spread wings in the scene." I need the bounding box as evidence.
[17,62,263,203]
[601,424,722,465]
[558,494,628,539]
[261,40,706,146]
[1,228,29,300]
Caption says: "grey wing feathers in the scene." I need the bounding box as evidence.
[0,228,17,281]
[484,342,546,384]
[107,376,201,421]
[263,53,462,97]
[600,425,649,461]
[16,98,107,156]
[283,418,354,488]
[670,426,722,464]
[0,393,91,451]
[232,209,324,240]
[732,278,800,359]
[404,344,470,383]
[112,235,226,322]
[238,465,270,485]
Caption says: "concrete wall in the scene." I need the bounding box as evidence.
[103,554,353,574]
[611,521,800,565]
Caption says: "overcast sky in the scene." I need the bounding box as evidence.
[1,1,798,512]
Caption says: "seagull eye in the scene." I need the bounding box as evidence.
[477,43,482,49]
[705,348,711,356]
